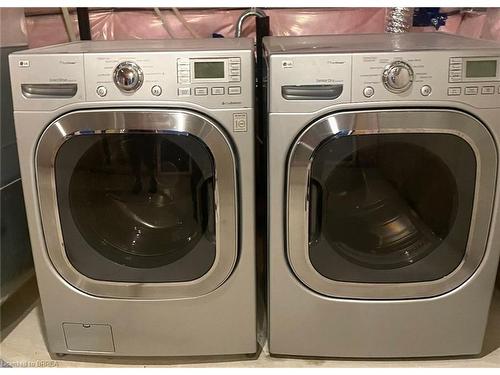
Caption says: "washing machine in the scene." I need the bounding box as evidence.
[264,32,500,358]
[9,38,256,356]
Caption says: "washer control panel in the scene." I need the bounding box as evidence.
[83,51,251,109]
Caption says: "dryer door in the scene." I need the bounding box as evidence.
[37,109,237,299]
[287,109,497,299]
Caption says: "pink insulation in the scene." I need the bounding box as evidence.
[22,8,500,48]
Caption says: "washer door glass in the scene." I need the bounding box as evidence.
[308,133,475,283]
[55,133,216,283]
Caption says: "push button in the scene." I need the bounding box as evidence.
[447,87,461,96]
[211,87,224,95]
[481,86,495,95]
[177,87,191,96]
[465,86,479,95]
[96,86,107,97]
[363,86,374,98]
[194,87,208,96]
[151,85,162,96]
[420,85,432,96]
[228,86,241,95]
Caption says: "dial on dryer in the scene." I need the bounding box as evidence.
[382,61,414,93]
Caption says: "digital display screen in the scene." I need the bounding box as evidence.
[466,60,497,78]
[194,61,225,79]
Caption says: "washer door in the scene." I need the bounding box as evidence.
[287,109,497,299]
[37,109,238,299]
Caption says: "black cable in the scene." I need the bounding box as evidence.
[76,8,91,40]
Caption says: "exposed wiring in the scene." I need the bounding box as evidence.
[61,7,77,41]
[172,8,200,38]
[153,7,175,39]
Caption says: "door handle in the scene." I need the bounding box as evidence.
[308,178,323,245]
[21,83,77,98]
[198,177,216,243]
[281,84,343,100]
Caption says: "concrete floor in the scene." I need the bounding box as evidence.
[1,278,500,368]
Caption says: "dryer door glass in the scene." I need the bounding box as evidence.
[308,132,475,283]
[55,133,216,283]
[287,110,497,299]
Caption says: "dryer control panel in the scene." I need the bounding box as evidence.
[351,51,500,108]
[268,48,500,112]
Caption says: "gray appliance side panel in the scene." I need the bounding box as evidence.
[1,45,33,303]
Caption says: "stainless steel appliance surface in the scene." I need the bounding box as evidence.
[264,32,500,358]
[9,38,256,357]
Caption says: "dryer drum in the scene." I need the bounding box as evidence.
[64,133,216,269]
[310,138,458,270]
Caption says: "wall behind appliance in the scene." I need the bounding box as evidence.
[19,7,500,48]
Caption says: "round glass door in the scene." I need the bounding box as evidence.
[287,110,496,299]
[56,133,216,282]
[308,133,474,283]
[37,109,238,299]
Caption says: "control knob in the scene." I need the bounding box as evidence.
[382,61,414,93]
[113,61,144,92]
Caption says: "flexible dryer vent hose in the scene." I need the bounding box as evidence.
[385,7,413,33]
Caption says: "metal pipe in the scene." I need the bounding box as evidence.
[385,7,413,33]
[172,8,200,38]
[61,7,77,41]
[153,7,175,39]
[235,7,267,38]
